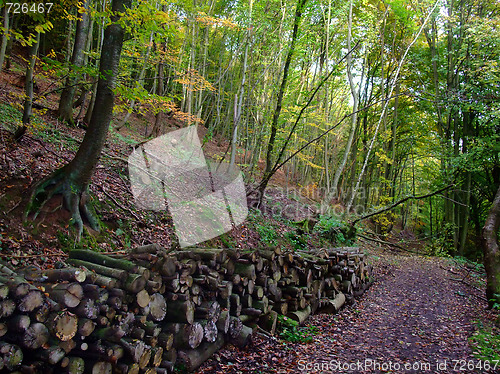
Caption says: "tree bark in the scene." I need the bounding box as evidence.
[58,0,91,124]
[0,7,9,71]
[482,184,500,308]
[258,0,308,205]
[15,32,40,141]
[26,0,131,240]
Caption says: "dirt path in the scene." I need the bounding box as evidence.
[199,252,491,373]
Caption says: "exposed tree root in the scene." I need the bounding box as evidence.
[24,168,100,241]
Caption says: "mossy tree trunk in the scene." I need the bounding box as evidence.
[58,0,91,125]
[482,184,500,308]
[26,0,131,239]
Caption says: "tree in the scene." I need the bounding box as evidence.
[57,0,91,125]
[258,0,308,205]
[26,0,131,240]
[482,183,500,308]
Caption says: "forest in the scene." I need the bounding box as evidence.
[0,0,499,372]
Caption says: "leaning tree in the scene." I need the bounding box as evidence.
[25,0,131,240]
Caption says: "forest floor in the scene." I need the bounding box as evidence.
[199,248,500,374]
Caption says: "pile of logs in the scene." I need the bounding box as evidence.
[0,245,371,373]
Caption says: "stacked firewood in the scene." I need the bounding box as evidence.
[0,245,371,373]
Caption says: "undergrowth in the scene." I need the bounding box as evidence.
[276,315,318,343]
[469,320,500,363]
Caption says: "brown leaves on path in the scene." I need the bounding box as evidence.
[199,251,493,374]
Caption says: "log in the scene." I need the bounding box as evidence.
[148,293,167,322]
[230,324,253,348]
[72,298,98,319]
[69,250,140,273]
[194,301,220,322]
[177,333,224,372]
[0,322,7,337]
[286,305,311,325]
[240,308,262,317]
[157,333,174,351]
[0,274,30,298]
[120,338,145,363]
[258,310,277,335]
[35,300,56,322]
[36,345,66,365]
[64,356,85,374]
[228,316,243,339]
[200,320,218,343]
[216,310,230,334]
[67,258,128,282]
[7,314,30,333]
[49,311,78,341]
[319,292,346,314]
[89,361,112,374]
[168,322,204,349]
[0,342,23,370]
[0,282,10,299]
[17,289,44,312]
[272,300,288,315]
[47,283,83,308]
[164,300,194,324]
[43,268,87,283]
[233,263,256,280]
[0,299,16,318]
[123,274,146,294]
[22,322,49,349]
[150,346,163,367]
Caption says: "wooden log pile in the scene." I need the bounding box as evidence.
[0,245,371,373]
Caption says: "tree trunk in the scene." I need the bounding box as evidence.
[58,0,91,124]
[15,32,40,141]
[329,0,358,200]
[0,7,9,71]
[26,0,131,240]
[258,0,308,205]
[482,184,500,308]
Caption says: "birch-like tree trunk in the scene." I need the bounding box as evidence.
[230,0,252,168]
[330,0,358,199]
[346,0,440,213]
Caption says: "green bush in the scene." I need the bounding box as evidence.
[314,215,355,245]
[276,315,317,343]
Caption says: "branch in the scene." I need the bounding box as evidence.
[249,91,411,196]
[357,233,421,254]
[352,184,455,226]
[270,40,361,175]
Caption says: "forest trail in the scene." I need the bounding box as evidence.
[200,252,490,374]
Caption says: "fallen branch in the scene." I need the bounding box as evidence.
[352,185,455,226]
[0,252,67,258]
[357,233,421,254]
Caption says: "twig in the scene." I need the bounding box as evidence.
[357,233,421,254]
[449,277,486,298]
[352,185,455,226]
[5,198,22,214]
[255,326,274,339]
[98,185,142,222]
[0,252,67,258]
